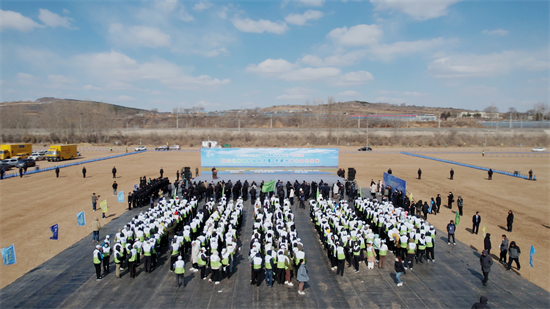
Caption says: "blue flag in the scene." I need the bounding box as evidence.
[530,245,536,267]
[117,191,124,203]
[77,211,86,226]
[1,244,17,265]
[50,223,59,240]
[134,184,138,191]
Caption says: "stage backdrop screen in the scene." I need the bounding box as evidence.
[201,148,338,172]
[383,172,407,196]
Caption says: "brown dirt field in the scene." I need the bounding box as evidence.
[1,146,548,292]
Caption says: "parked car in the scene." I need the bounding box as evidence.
[3,158,21,167]
[358,147,373,151]
[29,153,45,161]
[169,145,181,150]
[531,147,546,152]
[135,146,147,151]
[16,158,36,168]
[77,151,81,156]
[15,152,31,159]
[0,162,13,171]
[155,145,169,151]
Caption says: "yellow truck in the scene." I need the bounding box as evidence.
[46,144,78,162]
[0,143,32,160]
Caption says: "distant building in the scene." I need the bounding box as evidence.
[417,114,437,121]
[457,111,499,120]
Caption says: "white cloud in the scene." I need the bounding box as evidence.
[109,24,171,48]
[154,0,179,13]
[116,95,135,101]
[179,6,195,22]
[297,0,325,7]
[246,59,295,75]
[369,38,445,61]
[217,7,229,19]
[460,85,498,96]
[428,51,549,79]
[233,17,289,34]
[285,10,324,26]
[106,81,135,90]
[0,10,43,32]
[193,1,213,11]
[16,73,38,84]
[62,8,70,14]
[301,50,367,67]
[38,9,77,29]
[205,47,229,57]
[75,51,230,90]
[482,29,508,36]
[339,90,359,97]
[83,84,102,90]
[327,24,382,46]
[47,74,73,84]
[334,71,374,86]
[283,67,341,81]
[370,0,461,21]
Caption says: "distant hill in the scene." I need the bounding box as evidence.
[0,98,146,114]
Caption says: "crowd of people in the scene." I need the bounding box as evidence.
[248,195,309,294]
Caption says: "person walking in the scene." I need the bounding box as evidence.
[174,256,186,287]
[436,194,442,213]
[112,181,118,196]
[447,220,456,245]
[55,166,60,178]
[528,169,533,180]
[176,170,180,182]
[506,210,514,232]
[195,167,199,177]
[447,192,454,209]
[93,245,103,281]
[417,168,422,180]
[112,166,117,178]
[472,211,481,234]
[102,241,111,275]
[480,250,493,286]
[471,296,491,308]
[1,165,5,180]
[296,260,309,295]
[394,257,406,287]
[457,196,464,216]
[91,217,101,243]
[160,167,164,178]
[450,168,454,180]
[499,235,509,264]
[507,241,521,271]
[82,166,87,178]
[19,166,23,178]
[487,169,493,180]
[484,234,492,255]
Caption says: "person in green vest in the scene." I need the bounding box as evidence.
[197,247,209,280]
[378,240,388,269]
[209,251,222,284]
[251,252,263,286]
[416,235,427,264]
[93,245,103,281]
[405,239,417,270]
[174,256,185,287]
[128,246,137,278]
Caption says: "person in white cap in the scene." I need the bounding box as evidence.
[174,256,185,287]
[197,247,208,280]
[93,245,103,281]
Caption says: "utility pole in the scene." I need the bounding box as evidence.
[366,117,369,148]
[509,113,512,129]
[80,113,83,131]
[176,113,179,129]
[270,115,273,128]
[358,116,360,129]
[238,119,240,132]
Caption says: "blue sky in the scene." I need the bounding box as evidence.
[1,0,548,112]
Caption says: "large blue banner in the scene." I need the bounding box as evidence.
[201,148,339,169]
[50,223,59,240]
[77,211,86,226]
[383,172,407,197]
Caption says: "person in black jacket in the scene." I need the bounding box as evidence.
[484,234,492,255]
[480,250,493,286]
[471,296,490,309]
[394,257,406,286]
[112,166,117,178]
[436,194,442,213]
[417,168,422,180]
[506,210,514,232]
[447,191,454,209]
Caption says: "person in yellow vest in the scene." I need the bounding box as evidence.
[197,247,208,280]
[170,238,180,272]
[113,247,122,278]
[93,245,103,281]
[102,242,111,275]
[425,232,435,262]
[336,242,346,277]
[128,246,137,278]
[378,240,388,268]
[251,252,263,286]
[174,256,186,287]
[405,239,416,270]
[276,250,288,284]
[264,250,275,287]
[210,251,222,284]
[416,235,427,264]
